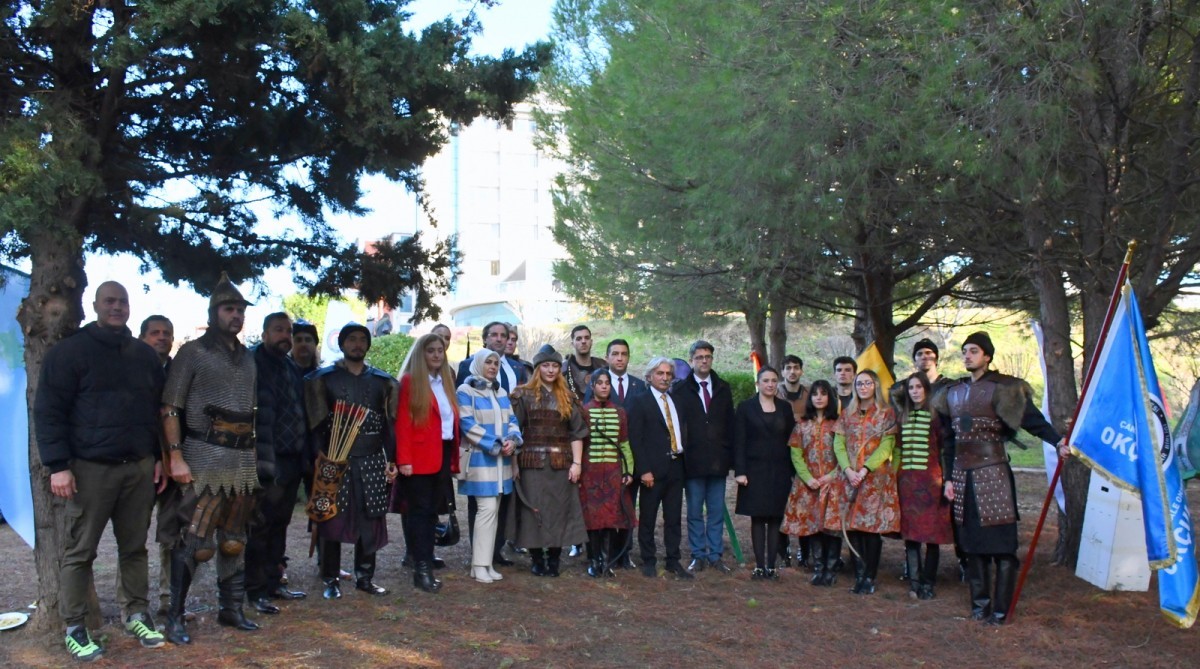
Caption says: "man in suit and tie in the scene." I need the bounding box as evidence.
[627,357,694,580]
[671,340,735,574]
[456,321,524,392]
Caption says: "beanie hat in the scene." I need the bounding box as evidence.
[962,331,994,359]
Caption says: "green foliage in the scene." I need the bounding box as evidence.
[723,371,757,407]
[366,333,415,378]
[0,0,551,315]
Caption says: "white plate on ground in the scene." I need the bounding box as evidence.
[0,611,29,631]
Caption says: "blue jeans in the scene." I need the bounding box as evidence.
[685,475,727,562]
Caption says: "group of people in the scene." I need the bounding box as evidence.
[33,276,1069,663]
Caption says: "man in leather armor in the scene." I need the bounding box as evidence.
[161,272,261,644]
[933,332,1067,625]
[304,322,399,599]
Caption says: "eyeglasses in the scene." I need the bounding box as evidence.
[855,380,875,387]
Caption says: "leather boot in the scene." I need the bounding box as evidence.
[920,544,940,600]
[414,561,442,593]
[586,531,602,577]
[849,534,866,594]
[859,534,880,595]
[529,548,548,576]
[905,541,922,598]
[354,552,388,595]
[966,555,992,621]
[988,555,1018,625]
[810,536,827,586]
[164,549,192,645]
[546,547,562,577]
[823,536,842,586]
[598,530,614,577]
[217,571,260,631]
[322,577,341,599]
[797,535,811,570]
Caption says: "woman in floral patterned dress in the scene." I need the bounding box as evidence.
[782,380,843,586]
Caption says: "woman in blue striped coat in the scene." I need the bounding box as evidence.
[456,349,523,584]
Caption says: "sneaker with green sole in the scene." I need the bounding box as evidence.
[65,625,104,662]
[125,612,166,649]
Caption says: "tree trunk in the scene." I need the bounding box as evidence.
[16,227,92,632]
[745,302,768,368]
[767,302,787,369]
[1025,220,1084,568]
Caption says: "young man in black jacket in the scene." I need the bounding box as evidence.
[671,340,736,574]
[35,281,168,661]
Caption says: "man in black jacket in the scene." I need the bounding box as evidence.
[35,281,168,661]
[245,313,309,614]
[628,357,693,580]
[671,340,736,574]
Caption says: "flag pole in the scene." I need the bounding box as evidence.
[1008,240,1137,622]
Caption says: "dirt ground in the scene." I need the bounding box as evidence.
[0,472,1196,669]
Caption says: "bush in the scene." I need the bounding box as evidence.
[723,371,757,406]
[366,333,415,377]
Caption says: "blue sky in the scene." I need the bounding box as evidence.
[80,0,558,335]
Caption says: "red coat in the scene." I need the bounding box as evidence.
[395,374,460,475]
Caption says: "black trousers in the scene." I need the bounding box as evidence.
[245,475,302,598]
[638,458,685,566]
[403,439,454,564]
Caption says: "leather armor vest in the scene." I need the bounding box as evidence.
[519,405,572,470]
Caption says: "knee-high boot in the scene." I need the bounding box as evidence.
[823,535,842,586]
[920,544,940,599]
[989,555,1019,625]
[848,533,866,594]
[217,570,259,631]
[904,541,922,598]
[586,530,601,577]
[165,549,193,645]
[966,554,992,621]
[810,536,827,586]
[529,548,548,576]
[547,547,562,577]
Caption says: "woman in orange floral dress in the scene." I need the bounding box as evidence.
[834,370,899,595]
[782,380,843,586]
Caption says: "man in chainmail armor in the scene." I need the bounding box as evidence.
[304,322,399,599]
[161,273,261,644]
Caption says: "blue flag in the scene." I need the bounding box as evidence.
[1071,283,1199,628]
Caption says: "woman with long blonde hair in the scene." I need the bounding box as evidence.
[506,345,588,577]
[395,333,460,593]
[834,369,899,595]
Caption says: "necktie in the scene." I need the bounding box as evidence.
[618,376,625,400]
[700,380,711,413]
[661,393,679,454]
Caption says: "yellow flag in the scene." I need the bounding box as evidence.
[856,342,895,391]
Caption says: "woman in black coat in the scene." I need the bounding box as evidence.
[734,367,798,580]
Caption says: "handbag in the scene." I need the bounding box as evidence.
[434,488,461,546]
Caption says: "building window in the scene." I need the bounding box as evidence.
[490,260,501,276]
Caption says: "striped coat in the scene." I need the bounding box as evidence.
[456,378,523,497]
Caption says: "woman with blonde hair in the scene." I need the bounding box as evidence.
[507,345,589,577]
[457,349,522,583]
[395,333,459,593]
[834,369,899,595]
[398,338,463,594]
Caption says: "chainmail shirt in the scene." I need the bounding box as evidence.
[163,335,258,496]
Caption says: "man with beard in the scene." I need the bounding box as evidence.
[161,273,260,644]
[505,323,534,377]
[832,356,857,411]
[36,282,167,661]
[780,355,808,417]
[139,315,181,620]
[290,320,321,376]
[305,323,399,599]
[564,325,607,402]
[933,332,1066,625]
[245,313,308,615]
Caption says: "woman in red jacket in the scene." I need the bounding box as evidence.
[396,333,460,593]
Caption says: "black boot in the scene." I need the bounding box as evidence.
[849,534,866,594]
[164,549,193,645]
[598,530,615,577]
[988,555,1018,625]
[586,531,602,577]
[354,552,388,595]
[529,548,548,576]
[859,534,880,595]
[905,541,922,598]
[797,535,812,570]
[920,544,940,600]
[966,555,992,621]
[547,547,562,577]
[413,560,442,593]
[777,536,792,568]
[810,536,827,586]
[823,536,842,586]
[217,571,260,631]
